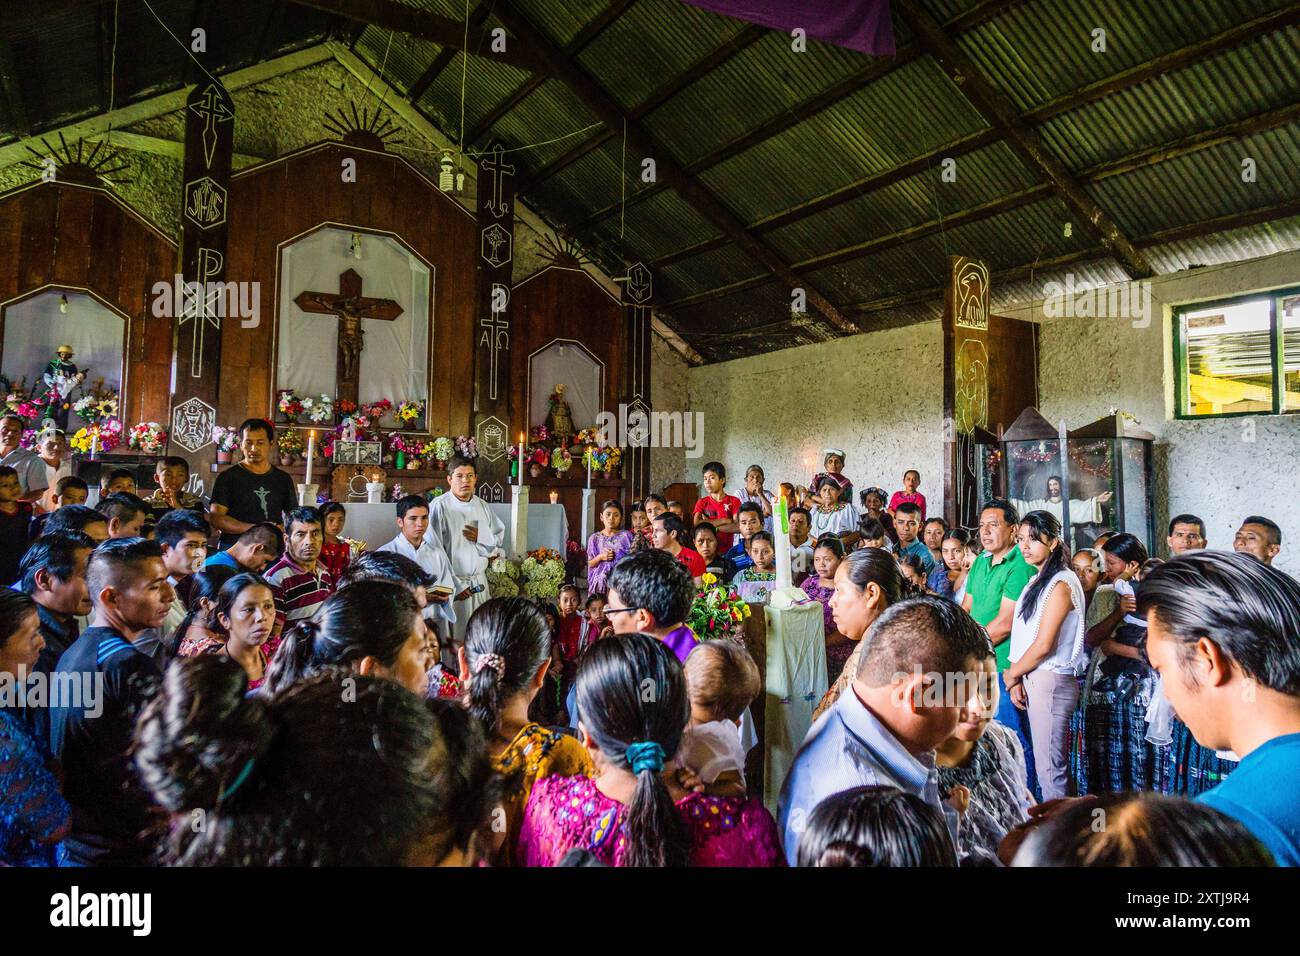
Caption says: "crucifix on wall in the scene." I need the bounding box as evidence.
[293,268,402,407]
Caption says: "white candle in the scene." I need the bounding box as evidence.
[549,489,559,505]
[586,445,592,489]
[90,431,99,459]
[305,430,316,485]
[518,432,525,486]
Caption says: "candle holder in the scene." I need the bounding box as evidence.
[297,483,319,507]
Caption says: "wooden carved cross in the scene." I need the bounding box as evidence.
[293,268,403,408]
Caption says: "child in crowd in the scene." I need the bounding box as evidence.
[629,500,649,537]
[930,528,970,601]
[28,474,88,540]
[528,602,568,727]
[0,466,32,586]
[694,521,737,582]
[678,640,762,799]
[737,465,775,532]
[796,786,958,867]
[858,516,890,551]
[35,428,71,512]
[641,494,668,543]
[693,461,742,551]
[580,592,612,647]
[897,553,929,596]
[146,456,203,518]
[318,502,351,583]
[725,502,764,573]
[889,470,927,521]
[730,531,777,604]
[587,499,634,595]
[554,584,584,696]
[99,467,137,498]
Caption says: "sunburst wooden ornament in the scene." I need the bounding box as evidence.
[21,133,132,187]
[322,103,405,151]
[537,233,594,270]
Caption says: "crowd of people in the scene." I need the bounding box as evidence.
[1,420,1297,867]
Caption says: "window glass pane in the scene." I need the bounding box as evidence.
[1181,297,1275,415]
[1281,294,1300,412]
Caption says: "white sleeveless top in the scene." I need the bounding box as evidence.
[1008,568,1086,675]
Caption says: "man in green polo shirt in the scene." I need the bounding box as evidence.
[963,498,1038,791]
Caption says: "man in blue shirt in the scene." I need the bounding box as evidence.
[50,538,176,866]
[893,502,935,573]
[1139,551,1300,866]
[203,521,283,573]
[778,596,993,865]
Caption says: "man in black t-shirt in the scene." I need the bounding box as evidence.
[49,538,176,866]
[208,417,297,548]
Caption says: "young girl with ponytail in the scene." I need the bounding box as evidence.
[459,597,592,865]
[517,632,782,867]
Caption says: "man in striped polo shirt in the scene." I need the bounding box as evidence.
[264,506,335,657]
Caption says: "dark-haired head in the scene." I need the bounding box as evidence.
[85,538,171,630]
[1234,515,1282,565]
[134,658,501,865]
[1102,532,1148,577]
[796,786,957,867]
[1013,793,1274,867]
[98,492,148,538]
[19,531,95,613]
[0,589,39,677]
[607,549,695,633]
[462,597,552,736]
[168,566,240,655]
[1015,510,1069,621]
[239,418,273,442]
[337,549,435,596]
[1138,550,1300,752]
[395,494,429,520]
[42,504,109,543]
[831,547,903,641]
[702,461,726,481]
[858,516,887,544]
[653,512,692,550]
[575,633,691,866]
[231,521,284,572]
[262,579,427,697]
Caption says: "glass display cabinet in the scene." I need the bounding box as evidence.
[1001,407,1077,543]
[1067,413,1156,552]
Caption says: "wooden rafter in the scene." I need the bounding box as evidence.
[515,23,767,195]
[286,0,544,73]
[463,0,637,147]
[659,98,1300,309]
[487,0,858,336]
[895,0,1152,278]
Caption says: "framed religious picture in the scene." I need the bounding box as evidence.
[332,440,358,464]
[357,441,382,465]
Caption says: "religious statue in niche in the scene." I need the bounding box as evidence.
[1010,475,1112,527]
[546,383,576,445]
[41,345,87,430]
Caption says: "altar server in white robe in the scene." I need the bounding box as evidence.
[426,455,505,646]
[1012,475,1112,527]
[377,493,457,632]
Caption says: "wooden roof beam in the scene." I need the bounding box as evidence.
[489,0,859,336]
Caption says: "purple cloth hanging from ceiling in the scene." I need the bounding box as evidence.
[682,0,896,56]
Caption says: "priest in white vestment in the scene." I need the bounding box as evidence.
[425,457,505,645]
[1011,475,1113,526]
[377,494,457,631]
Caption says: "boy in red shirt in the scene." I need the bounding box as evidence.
[692,461,742,551]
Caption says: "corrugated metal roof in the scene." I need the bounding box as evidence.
[355,25,444,95]
[412,50,533,143]
[583,187,723,262]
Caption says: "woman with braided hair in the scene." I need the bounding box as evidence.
[517,632,782,867]
[460,597,592,866]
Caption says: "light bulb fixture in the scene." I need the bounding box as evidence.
[438,149,455,193]
[455,169,466,192]
[59,294,68,313]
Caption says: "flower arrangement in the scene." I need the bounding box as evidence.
[19,428,37,451]
[72,387,119,425]
[486,556,521,598]
[128,421,168,455]
[432,436,454,462]
[302,394,334,424]
[519,547,566,600]
[389,433,417,454]
[277,390,303,419]
[454,435,478,459]
[529,424,551,445]
[582,445,622,474]
[551,445,573,474]
[212,425,241,454]
[396,400,424,427]
[70,419,122,454]
[362,398,393,425]
[337,399,358,417]
[426,487,445,500]
[277,428,305,457]
[573,427,601,446]
[687,572,752,643]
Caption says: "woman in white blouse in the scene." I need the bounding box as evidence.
[808,476,860,547]
[1002,510,1086,801]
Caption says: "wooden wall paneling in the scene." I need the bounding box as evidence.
[18,188,58,292]
[87,193,125,305]
[52,187,95,284]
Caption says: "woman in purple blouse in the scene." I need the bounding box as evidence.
[586,499,634,595]
[800,535,853,686]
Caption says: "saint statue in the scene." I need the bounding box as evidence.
[546,383,576,445]
[1011,475,1113,527]
[41,345,86,430]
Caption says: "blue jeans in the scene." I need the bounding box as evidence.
[996,670,1042,803]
